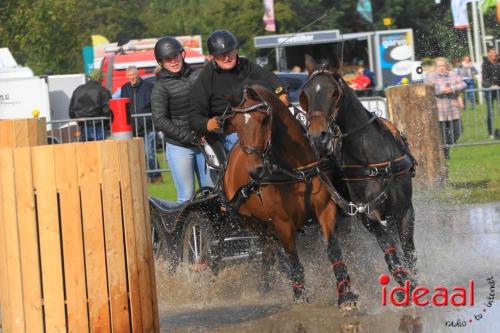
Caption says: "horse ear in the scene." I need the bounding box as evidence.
[299,91,308,111]
[328,53,341,73]
[304,54,316,75]
[250,84,287,115]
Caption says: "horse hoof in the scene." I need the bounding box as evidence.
[339,301,359,312]
[293,288,309,304]
[338,292,359,312]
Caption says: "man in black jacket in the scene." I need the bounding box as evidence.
[120,66,162,183]
[189,30,288,152]
[482,47,500,137]
[69,69,111,141]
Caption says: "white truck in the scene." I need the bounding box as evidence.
[0,47,87,142]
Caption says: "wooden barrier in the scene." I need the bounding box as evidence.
[385,84,447,187]
[0,117,47,148]
[0,139,159,333]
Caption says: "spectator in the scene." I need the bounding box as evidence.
[481,47,500,138]
[69,69,111,141]
[152,36,213,203]
[424,57,466,159]
[120,66,163,184]
[189,30,288,153]
[349,66,372,96]
[455,55,477,107]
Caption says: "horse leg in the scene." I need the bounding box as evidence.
[258,232,278,294]
[274,222,308,303]
[372,222,416,297]
[327,228,359,311]
[397,204,417,276]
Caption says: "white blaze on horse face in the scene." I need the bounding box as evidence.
[315,83,322,92]
[244,113,252,125]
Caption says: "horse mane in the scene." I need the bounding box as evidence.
[249,84,317,168]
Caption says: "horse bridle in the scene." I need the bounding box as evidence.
[222,102,272,156]
[300,69,344,127]
[300,69,377,150]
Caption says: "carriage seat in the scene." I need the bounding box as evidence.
[202,133,228,171]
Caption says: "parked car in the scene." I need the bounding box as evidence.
[275,72,308,106]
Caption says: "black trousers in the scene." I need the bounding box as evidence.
[439,119,461,159]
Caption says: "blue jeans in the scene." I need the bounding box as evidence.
[144,131,161,179]
[79,125,106,141]
[463,79,475,106]
[223,133,238,152]
[166,143,214,203]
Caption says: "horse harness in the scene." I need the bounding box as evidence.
[221,101,335,221]
[300,69,417,218]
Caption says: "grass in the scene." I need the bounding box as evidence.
[434,144,500,204]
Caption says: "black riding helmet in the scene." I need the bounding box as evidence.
[154,36,184,63]
[207,30,238,55]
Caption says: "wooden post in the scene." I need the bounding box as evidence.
[0,118,47,148]
[0,139,159,333]
[385,84,447,187]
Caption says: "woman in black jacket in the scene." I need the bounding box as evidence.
[152,36,213,202]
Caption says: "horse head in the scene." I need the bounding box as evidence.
[300,54,345,157]
[223,86,271,156]
[224,84,317,169]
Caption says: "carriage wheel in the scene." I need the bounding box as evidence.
[181,211,219,273]
[150,204,179,271]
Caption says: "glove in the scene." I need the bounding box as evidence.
[207,116,222,132]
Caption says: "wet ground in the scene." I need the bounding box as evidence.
[156,196,500,333]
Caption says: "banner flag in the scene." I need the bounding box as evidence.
[451,0,470,29]
[357,0,373,23]
[263,0,276,32]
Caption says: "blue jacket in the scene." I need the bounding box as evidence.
[120,78,153,136]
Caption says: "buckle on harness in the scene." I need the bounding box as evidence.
[347,203,358,216]
[369,168,379,177]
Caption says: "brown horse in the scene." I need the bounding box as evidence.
[221,84,358,309]
[299,54,417,293]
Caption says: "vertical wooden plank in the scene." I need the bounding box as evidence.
[0,148,16,333]
[76,142,111,333]
[0,147,26,332]
[32,145,66,332]
[117,141,143,332]
[128,138,157,332]
[14,147,44,333]
[137,139,160,333]
[54,144,89,333]
[99,140,131,332]
[36,118,47,145]
[13,119,29,147]
[0,121,14,148]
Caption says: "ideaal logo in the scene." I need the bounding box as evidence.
[378,274,495,328]
[379,274,475,307]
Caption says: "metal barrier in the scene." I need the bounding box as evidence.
[47,117,109,144]
[47,114,169,175]
[455,87,500,147]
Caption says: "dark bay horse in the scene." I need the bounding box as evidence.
[298,55,418,289]
[222,84,357,309]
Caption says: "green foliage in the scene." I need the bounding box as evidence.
[1,0,498,74]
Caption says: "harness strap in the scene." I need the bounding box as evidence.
[340,154,413,180]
